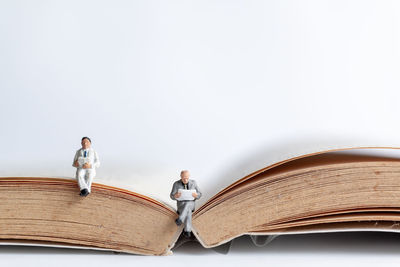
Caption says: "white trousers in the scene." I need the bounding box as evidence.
[76,168,95,192]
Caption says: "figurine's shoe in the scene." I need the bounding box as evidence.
[183,231,191,238]
[175,218,182,226]
[80,189,89,197]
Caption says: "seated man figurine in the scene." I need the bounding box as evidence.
[170,170,202,237]
[72,137,100,197]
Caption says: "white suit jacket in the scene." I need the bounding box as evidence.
[72,148,100,170]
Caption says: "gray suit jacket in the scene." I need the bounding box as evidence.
[170,179,202,213]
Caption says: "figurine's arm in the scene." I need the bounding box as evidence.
[193,180,202,200]
[170,182,178,200]
[72,150,79,168]
[93,150,100,168]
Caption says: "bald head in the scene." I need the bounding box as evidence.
[180,170,190,184]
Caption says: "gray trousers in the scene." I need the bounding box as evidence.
[178,201,195,232]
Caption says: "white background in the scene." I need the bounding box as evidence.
[1,0,400,265]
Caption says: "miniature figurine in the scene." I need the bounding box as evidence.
[170,170,202,237]
[72,137,100,197]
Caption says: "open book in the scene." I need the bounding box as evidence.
[1,147,400,255]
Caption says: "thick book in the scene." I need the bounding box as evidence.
[1,147,400,255]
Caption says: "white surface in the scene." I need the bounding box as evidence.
[2,233,400,267]
[1,0,400,264]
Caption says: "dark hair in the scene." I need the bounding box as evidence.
[81,136,91,143]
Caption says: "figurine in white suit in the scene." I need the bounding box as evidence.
[72,137,100,197]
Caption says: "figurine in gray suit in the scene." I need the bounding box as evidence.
[170,170,202,237]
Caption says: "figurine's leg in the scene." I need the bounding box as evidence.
[85,169,95,193]
[178,203,190,224]
[183,202,194,232]
[184,207,192,232]
[76,169,89,191]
